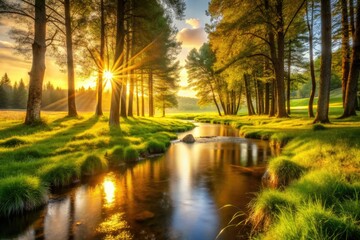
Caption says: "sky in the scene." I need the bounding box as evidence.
[0,0,210,98]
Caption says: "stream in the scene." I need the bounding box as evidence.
[0,123,271,240]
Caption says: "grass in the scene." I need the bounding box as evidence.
[0,175,48,216]
[0,111,194,216]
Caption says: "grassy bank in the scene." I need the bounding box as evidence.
[185,108,360,239]
[0,111,194,216]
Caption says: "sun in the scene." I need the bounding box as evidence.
[103,70,113,81]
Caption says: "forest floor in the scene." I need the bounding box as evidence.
[0,111,194,217]
[171,102,360,239]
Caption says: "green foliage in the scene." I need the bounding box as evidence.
[81,155,108,176]
[123,146,139,162]
[0,137,27,148]
[0,175,48,216]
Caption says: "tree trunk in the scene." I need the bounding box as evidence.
[341,0,351,108]
[25,0,46,125]
[265,82,270,114]
[148,69,154,117]
[65,0,77,117]
[341,0,360,118]
[210,82,222,116]
[95,0,105,116]
[141,69,145,116]
[127,5,134,117]
[136,73,139,116]
[236,84,242,114]
[109,0,125,127]
[307,0,316,118]
[254,73,259,114]
[314,0,332,123]
[287,41,291,115]
[244,74,255,115]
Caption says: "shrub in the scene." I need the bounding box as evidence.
[0,138,27,148]
[40,162,80,186]
[124,146,139,162]
[0,175,48,216]
[147,140,166,154]
[81,155,108,176]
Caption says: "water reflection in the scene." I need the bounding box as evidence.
[103,175,116,207]
[1,124,271,240]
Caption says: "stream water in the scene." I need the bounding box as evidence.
[0,124,271,240]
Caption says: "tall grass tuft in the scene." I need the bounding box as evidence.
[264,202,360,240]
[265,157,305,188]
[109,146,125,164]
[0,175,48,216]
[123,146,139,162]
[81,155,108,176]
[289,170,358,206]
[147,140,166,154]
[40,162,80,186]
[249,189,298,232]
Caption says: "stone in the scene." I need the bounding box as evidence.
[134,210,155,222]
[182,134,195,143]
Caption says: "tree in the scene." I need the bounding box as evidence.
[341,0,360,118]
[306,0,318,118]
[314,0,332,123]
[109,0,125,127]
[0,1,47,124]
[0,73,12,108]
[12,79,27,109]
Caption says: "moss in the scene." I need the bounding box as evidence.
[0,175,48,216]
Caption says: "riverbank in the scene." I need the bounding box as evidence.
[0,111,194,217]
[184,111,360,239]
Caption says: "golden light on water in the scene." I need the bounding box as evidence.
[103,177,115,206]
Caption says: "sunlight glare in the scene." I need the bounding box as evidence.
[103,178,115,206]
[104,70,113,81]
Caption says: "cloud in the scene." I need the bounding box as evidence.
[177,18,207,49]
[186,18,200,29]
[177,27,207,49]
[0,40,14,48]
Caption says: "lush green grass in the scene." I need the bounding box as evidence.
[0,111,194,216]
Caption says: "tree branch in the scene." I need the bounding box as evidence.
[284,0,306,36]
